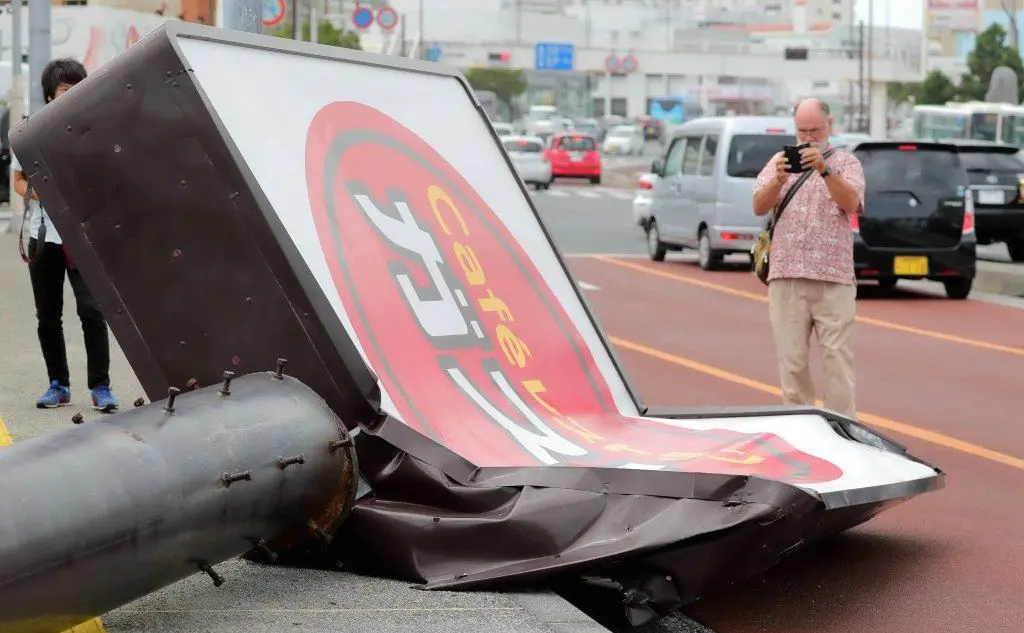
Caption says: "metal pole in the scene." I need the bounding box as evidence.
[8,0,25,224]
[222,0,263,32]
[867,0,873,134]
[858,20,865,134]
[27,0,50,116]
[293,0,303,39]
[418,0,424,59]
[311,5,319,43]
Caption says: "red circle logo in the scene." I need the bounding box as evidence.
[304,101,842,484]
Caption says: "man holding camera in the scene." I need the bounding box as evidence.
[752,98,865,420]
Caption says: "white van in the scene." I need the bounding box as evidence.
[644,116,798,269]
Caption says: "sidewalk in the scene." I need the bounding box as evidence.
[0,230,609,633]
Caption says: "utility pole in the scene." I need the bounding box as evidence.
[6,0,25,232]
[221,0,263,32]
[28,0,50,116]
[418,0,424,59]
[867,0,873,135]
[293,0,302,39]
[858,19,865,134]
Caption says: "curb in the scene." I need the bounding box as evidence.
[974,261,1024,298]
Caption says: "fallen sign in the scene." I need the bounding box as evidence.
[8,22,945,629]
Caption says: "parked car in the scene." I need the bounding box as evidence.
[645,115,797,269]
[944,139,1024,261]
[851,140,976,299]
[633,172,657,227]
[602,125,645,155]
[502,135,553,190]
[545,132,602,184]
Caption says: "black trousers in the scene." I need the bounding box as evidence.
[27,239,111,390]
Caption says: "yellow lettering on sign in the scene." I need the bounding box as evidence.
[454,242,485,286]
[428,184,468,237]
[496,324,531,368]
[523,379,603,444]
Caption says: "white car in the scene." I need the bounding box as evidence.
[503,135,553,190]
[633,172,657,227]
[602,125,645,155]
[492,122,514,138]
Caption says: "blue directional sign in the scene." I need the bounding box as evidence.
[535,42,574,71]
[426,46,442,62]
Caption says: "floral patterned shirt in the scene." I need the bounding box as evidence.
[753,148,866,286]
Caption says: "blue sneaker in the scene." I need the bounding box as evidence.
[91,385,119,413]
[37,380,71,408]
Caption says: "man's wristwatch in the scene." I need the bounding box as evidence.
[820,167,832,178]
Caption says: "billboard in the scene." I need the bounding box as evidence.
[927,0,982,34]
[9,22,945,628]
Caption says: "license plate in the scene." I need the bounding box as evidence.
[569,152,583,162]
[893,255,929,276]
[978,189,1004,205]
[608,146,618,151]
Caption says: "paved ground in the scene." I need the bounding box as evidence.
[528,192,1024,633]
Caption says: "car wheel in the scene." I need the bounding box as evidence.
[1006,237,1024,262]
[697,228,721,271]
[590,176,601,184]
[647,220,667,262]
[943,278,972,300]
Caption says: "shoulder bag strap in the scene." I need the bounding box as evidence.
[768,147,836,238]
[18,180,36,264]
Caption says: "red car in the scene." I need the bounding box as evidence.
[544,133,602,184]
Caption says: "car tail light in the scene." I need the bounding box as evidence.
[638,178,653,190]
[963,194,975,234]
[850,212,860,233]
[897,144,917,151]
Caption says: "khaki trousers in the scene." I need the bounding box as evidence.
[767,278,857,419]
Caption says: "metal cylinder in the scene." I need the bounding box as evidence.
[0,371,358,633]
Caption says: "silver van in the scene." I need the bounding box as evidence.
[643,116,798,269]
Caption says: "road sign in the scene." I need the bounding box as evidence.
[376,5,398,31]
[622,54,638,74]
[352,4,374,29]
[262,0,285,27]
[534,42,574,71]
[604,54,621,73]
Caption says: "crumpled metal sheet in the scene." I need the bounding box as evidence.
[9,22,945,630]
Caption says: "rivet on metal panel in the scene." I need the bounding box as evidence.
[164,386,180,413]
[231,355,241,367]
[66,125,72,132]
[33,160,39,166]
[455,573,467,580]
[219,371,235,396]
[230,191,240,200]
[113,145,121,153]
[185,378,200,391]
[179,340,186,347]
[198,561,225,587]
[625,526,632,532]
[432,517,440,523]
[245,297,252,304]
[276,454,306,469]
[180,180,187,187]
[126,83,133,89]
[165,70,172,76]
[42,176,48,182]
[171,81,178,87]
[172,248,182,258]
[328,437,353,452]
[251,538,278,563]
[133,397,145,408]
[220,470,252,487]
[273,358,288,379]
[307,519,332,544]
[71,412,84,425]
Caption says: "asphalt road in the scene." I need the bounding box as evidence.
[527,185,1024,633]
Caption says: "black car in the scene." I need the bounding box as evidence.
[947,140,1024,261]
[850,140,976,300]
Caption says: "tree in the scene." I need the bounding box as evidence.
[958,23,1024,101]
[918,70,958,104]
[888,82,921,106]
[463,67,527,119]
[269,20,362,49]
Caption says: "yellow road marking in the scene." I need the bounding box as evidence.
[593,255,1024,358]
[0,416,108,633]
[611,336,1024,471]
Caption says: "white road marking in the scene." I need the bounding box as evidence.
[546,188,570,197]
[574,189,601,199]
